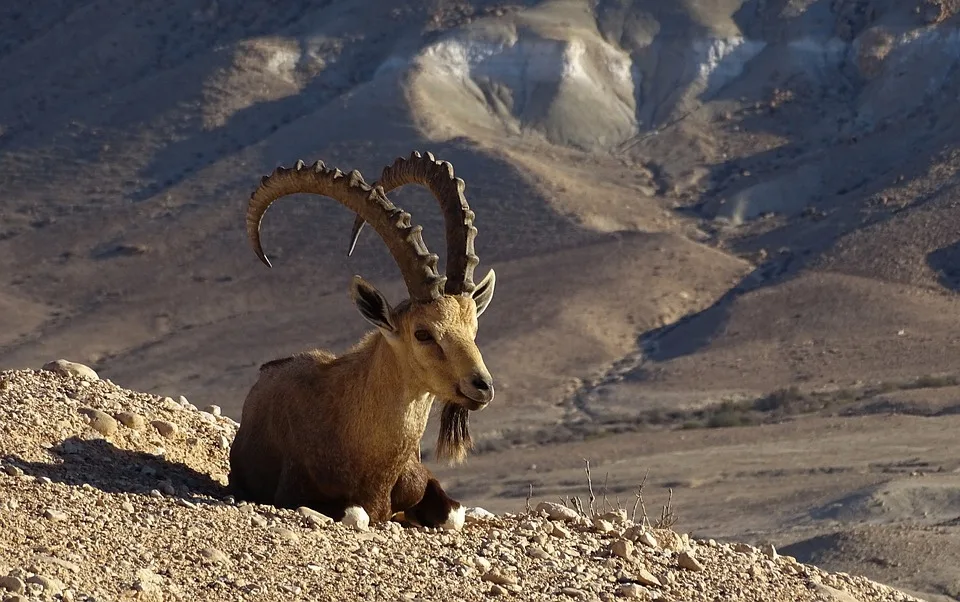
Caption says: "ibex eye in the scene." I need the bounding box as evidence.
[414,329,434,342]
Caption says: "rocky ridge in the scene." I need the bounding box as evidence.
[0,363,922,602]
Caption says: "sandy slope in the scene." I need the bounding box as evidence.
[0,367,926,602]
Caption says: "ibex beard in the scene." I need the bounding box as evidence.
[228,151,496,530]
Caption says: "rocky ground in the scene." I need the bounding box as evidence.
[0,363,924,602]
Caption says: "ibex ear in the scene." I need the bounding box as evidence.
[350,276,396,332]
[472,269,496,317]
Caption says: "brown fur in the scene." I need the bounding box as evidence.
[228,275,496,525]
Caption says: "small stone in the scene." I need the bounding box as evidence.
[610,539,634,560]
[561,587,587,598]
[811,584,862,602]
[734,543,755,555]
[0,576,25,593]
[637,532,658,548]
[78,408,118,436]
[42,359,99,380]
[2,465,24,477]
[297,506,333,528]
[593,518,615,534]
[342,506,370,530]
[158,480,176,496]
[489,584,508,596]
[629,567,662,587]
[199,547,230,565]
[482,570,518,586]
[465,507,496,523]
[250,514,268,528]
[617,583,648,598]
[121,501,135,513]
[43,509,68,522]
[677,551,704,572]
[134,568,163,596]
[150,420,178,439]
[761,543,778,560]
[268,527,300,543]
[115,411,146,429]
[34,556,80,573]
[37,476,52,485]
[25,575,64,596]
[204,404,222,416]
[552,523,572,538]
[161,397,181,411]
[601,510,628,524]
[536,501,580,521]
[526,546,550,560]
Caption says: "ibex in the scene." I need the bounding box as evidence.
[228,151,496,530]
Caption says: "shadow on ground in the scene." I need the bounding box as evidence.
[3,436,228,502]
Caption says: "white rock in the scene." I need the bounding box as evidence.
[297,506,333,528]
[42,359,99,381]
[465,507,496,523]
[677,551,704,572]
[43,509,68,522]
[26,574,64,596]
[638,532,658,549]
[600,509,628,524]
[481,570,518,586]
[536,501,579,521]
[617,583,649,598]
[342,506,370,530]
[115,411,146,429]
[150,420,179,439]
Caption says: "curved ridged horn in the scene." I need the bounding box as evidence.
[348,151,479,295]
[246,159,445,302]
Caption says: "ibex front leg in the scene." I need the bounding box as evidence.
[391,453,465,530]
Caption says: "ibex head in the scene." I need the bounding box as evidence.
[245,152,496,461]
[349,270,496,410]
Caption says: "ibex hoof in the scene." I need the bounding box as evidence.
[342,505,370,530]
[440,505,465,531]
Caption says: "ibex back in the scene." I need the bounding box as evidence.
[228,152,496,529]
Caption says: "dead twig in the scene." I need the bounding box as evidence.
[631,470,650,526]
[601,471,610,514]
[655,488,678,529]
[583,458,596,518]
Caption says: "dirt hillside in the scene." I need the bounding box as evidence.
[0,366,924,602]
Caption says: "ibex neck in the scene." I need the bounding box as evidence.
[347,331,435,429]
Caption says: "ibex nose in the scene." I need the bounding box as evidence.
[459,371,495,408]
[471,374,492,392]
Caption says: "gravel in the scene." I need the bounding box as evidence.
[0,366,926,602]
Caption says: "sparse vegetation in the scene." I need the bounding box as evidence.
[634,373,960,431]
